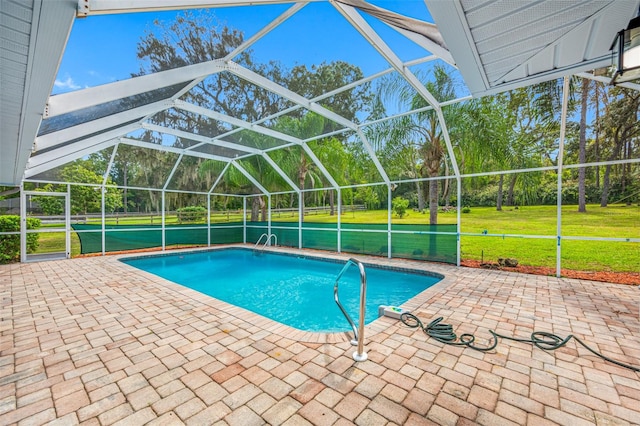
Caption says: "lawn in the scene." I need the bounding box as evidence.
[278,204,638,271]
[32,204,638,272]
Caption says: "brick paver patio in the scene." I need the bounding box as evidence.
[1,245,639,425]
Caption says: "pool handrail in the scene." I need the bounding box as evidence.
[254,233,277,253]
[334,258,368,362]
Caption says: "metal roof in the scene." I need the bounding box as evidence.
[0,0,638,188]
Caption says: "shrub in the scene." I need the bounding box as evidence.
[462,206,471,213]
[392,197,409,218]
[461,184,499,207]
[176,206,207,223]
[0,216,41,263]
[32,191,64,215]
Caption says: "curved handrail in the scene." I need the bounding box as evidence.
[254,233,268,248]
[254,233,277,253]
[334,258,367,361]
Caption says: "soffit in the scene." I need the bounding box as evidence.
[0,0,76,185]
[425,0,640,97]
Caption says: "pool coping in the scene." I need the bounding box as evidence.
[114,244,459,345]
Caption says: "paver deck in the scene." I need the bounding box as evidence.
[1,245,639,425]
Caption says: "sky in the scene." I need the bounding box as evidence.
[53,0,448,95]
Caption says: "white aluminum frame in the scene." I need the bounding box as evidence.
[77,0,323,16]
[20,189,70,262]
[9,1,636,274]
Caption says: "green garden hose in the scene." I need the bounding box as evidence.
[400,313,640,373]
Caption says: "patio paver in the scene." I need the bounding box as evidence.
[1,245,639,425]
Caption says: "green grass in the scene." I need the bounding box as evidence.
[33,232,67,254]
[277,204,638,271]
[34,231,81,256]
[31,204,639,272]
[459,205,639,272]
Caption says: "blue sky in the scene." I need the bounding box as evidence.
[53,0,439,94]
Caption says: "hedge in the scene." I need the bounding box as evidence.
[176,206,207,223]
[0,216,41,263]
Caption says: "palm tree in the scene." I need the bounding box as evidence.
[457,93,514,210]
[374,65,460,224]
[496,83,569,208]
[309,137,351,215]
[368,124,425,208]
[270,113,327,220]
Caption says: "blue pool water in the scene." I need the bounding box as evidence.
[122,249,442,332]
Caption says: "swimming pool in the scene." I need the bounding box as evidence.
[122,248,442,332]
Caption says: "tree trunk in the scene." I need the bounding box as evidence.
[251,197,261,221]
[442,160,450,207]
[595,139,600,188]
[600,164,612,207]
[123,163,128,214]
[416,181,425,211]
[427,177,438,258]
[506,175,517,206]
[496,174,504,211]
[578,78,589,213]
[423,137,442,225]
[329,190,335,215]
[148,190,158,214]
[422,179,430,212]
[442,180,451,208]
[429,179,438,224]
[600,132,627,207]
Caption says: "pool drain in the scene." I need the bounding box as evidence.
[400,312,640,373]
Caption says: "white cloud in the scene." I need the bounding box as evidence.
[54,76,81,91]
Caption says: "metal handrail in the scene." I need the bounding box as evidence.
[334,258,368,362]
[254,233,277,252]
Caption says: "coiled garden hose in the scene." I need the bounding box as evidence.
[400,313,640,373]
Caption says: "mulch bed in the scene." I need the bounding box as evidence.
[461,259,640,286]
